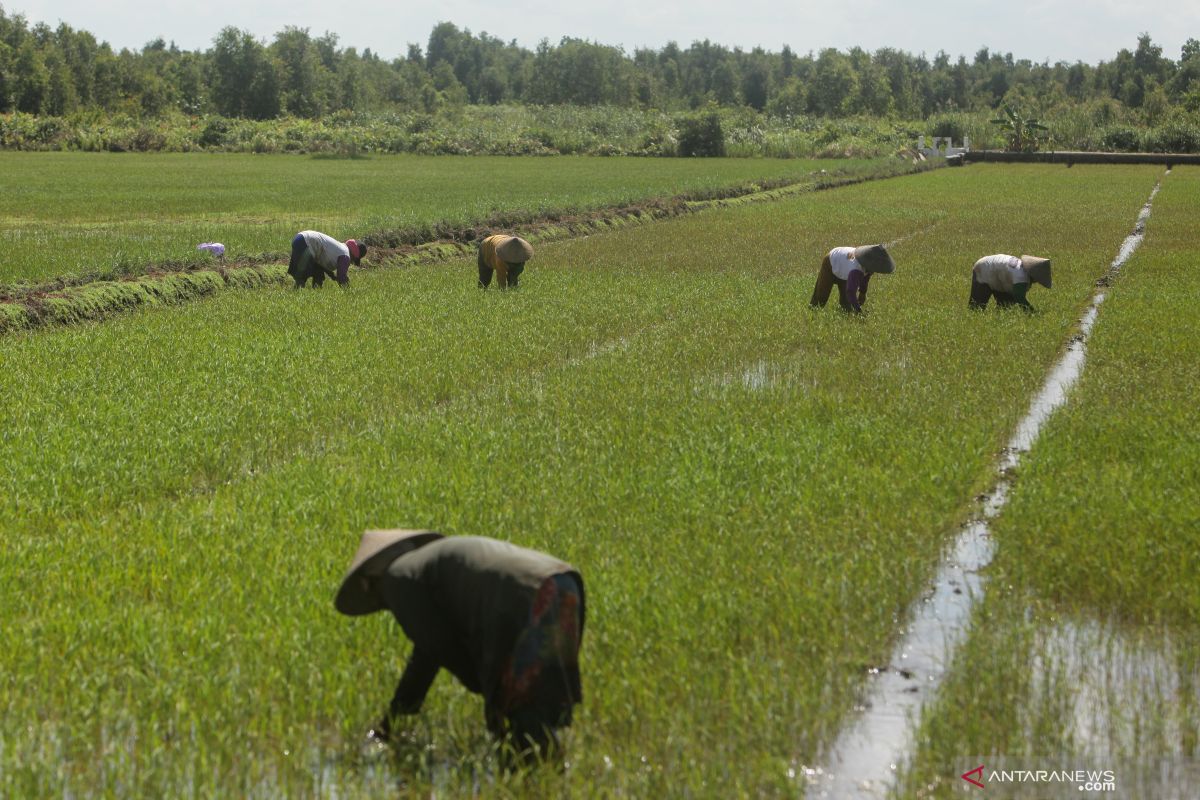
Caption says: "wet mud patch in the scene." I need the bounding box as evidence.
[936,614,1200,800]
[1031,618,1199,780]
[565,335,637,368]
[302,724,576,798]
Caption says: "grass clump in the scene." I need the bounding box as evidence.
[0,302,31,331]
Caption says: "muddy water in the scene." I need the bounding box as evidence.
[807,176,1164,798]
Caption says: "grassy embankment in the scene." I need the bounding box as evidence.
[0,164,1161,796]
[895,168,1199,799]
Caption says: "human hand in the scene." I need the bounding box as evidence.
[366,716,391,744]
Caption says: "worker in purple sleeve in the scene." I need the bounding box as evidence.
[810,244,895,313]
[287,230,367,288]
[969,254,1051,311]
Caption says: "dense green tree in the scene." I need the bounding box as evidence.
[91,47,120,109]
[1133,33,1171,85]
[55,24,96,106]
[168,50,206,113]
[1167,38,1200,103]
[807,48,858,116]
[209,27,280,118]
[44,46,78,114]
[740,48,770,110]
[0,40,13,110]
[13,38,48,112]
[780,44,795,79]
[0,10,1196,138]
[337,48,366,110]
[272,27,328,116]
[766,76,806,117]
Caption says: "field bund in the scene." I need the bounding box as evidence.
[0,160,1189,797]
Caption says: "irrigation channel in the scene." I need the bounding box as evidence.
[806,173,1167,798]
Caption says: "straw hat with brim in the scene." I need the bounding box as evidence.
[853,244,896,274]
[1020,255,1052,288]
[335,529,444,616]
[496,236,534,264]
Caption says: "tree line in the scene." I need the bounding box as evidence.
[2,7,1199,121]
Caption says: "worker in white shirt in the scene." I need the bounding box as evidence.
[288,230,367,288]
[969,254,1051,311]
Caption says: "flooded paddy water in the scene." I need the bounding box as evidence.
[1026,618,1200,798]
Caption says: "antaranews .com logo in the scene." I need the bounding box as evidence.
[960,762,1117,794]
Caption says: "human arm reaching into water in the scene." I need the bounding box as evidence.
[844,269,870,312]
[1009,282,1034,310]
[372,647,441,740]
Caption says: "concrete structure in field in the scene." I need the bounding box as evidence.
[919,135,970,158]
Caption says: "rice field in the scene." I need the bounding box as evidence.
[896,167,1200,799]
[0,157,1192,798]
[0,152,878,286]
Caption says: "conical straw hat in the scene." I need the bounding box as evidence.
[335,529,443,616]
[1020,255,1052,288]
[496,236,534,264]
[853,244,895,274]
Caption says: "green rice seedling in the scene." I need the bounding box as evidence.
[895,167,1200,799]
[0,164,1164,797]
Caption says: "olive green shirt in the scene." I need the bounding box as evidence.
[379,536,585,714]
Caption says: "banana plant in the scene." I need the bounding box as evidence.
[991,104,1050,151]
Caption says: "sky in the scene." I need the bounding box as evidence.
[6,0,1199,65]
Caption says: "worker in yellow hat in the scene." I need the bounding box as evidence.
[478,234,533,289]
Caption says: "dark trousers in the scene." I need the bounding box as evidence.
[810,259,853,311]
[288,235,326,288]
[478,261,525,289]
[969,276,1024,309]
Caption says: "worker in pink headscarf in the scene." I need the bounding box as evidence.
[288,230,367,288]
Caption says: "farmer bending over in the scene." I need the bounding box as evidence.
[810,244,895,313]
[288,230,366,288]
[478,235,533,289]
[969,254,1051,311]
[336,529,585,759]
